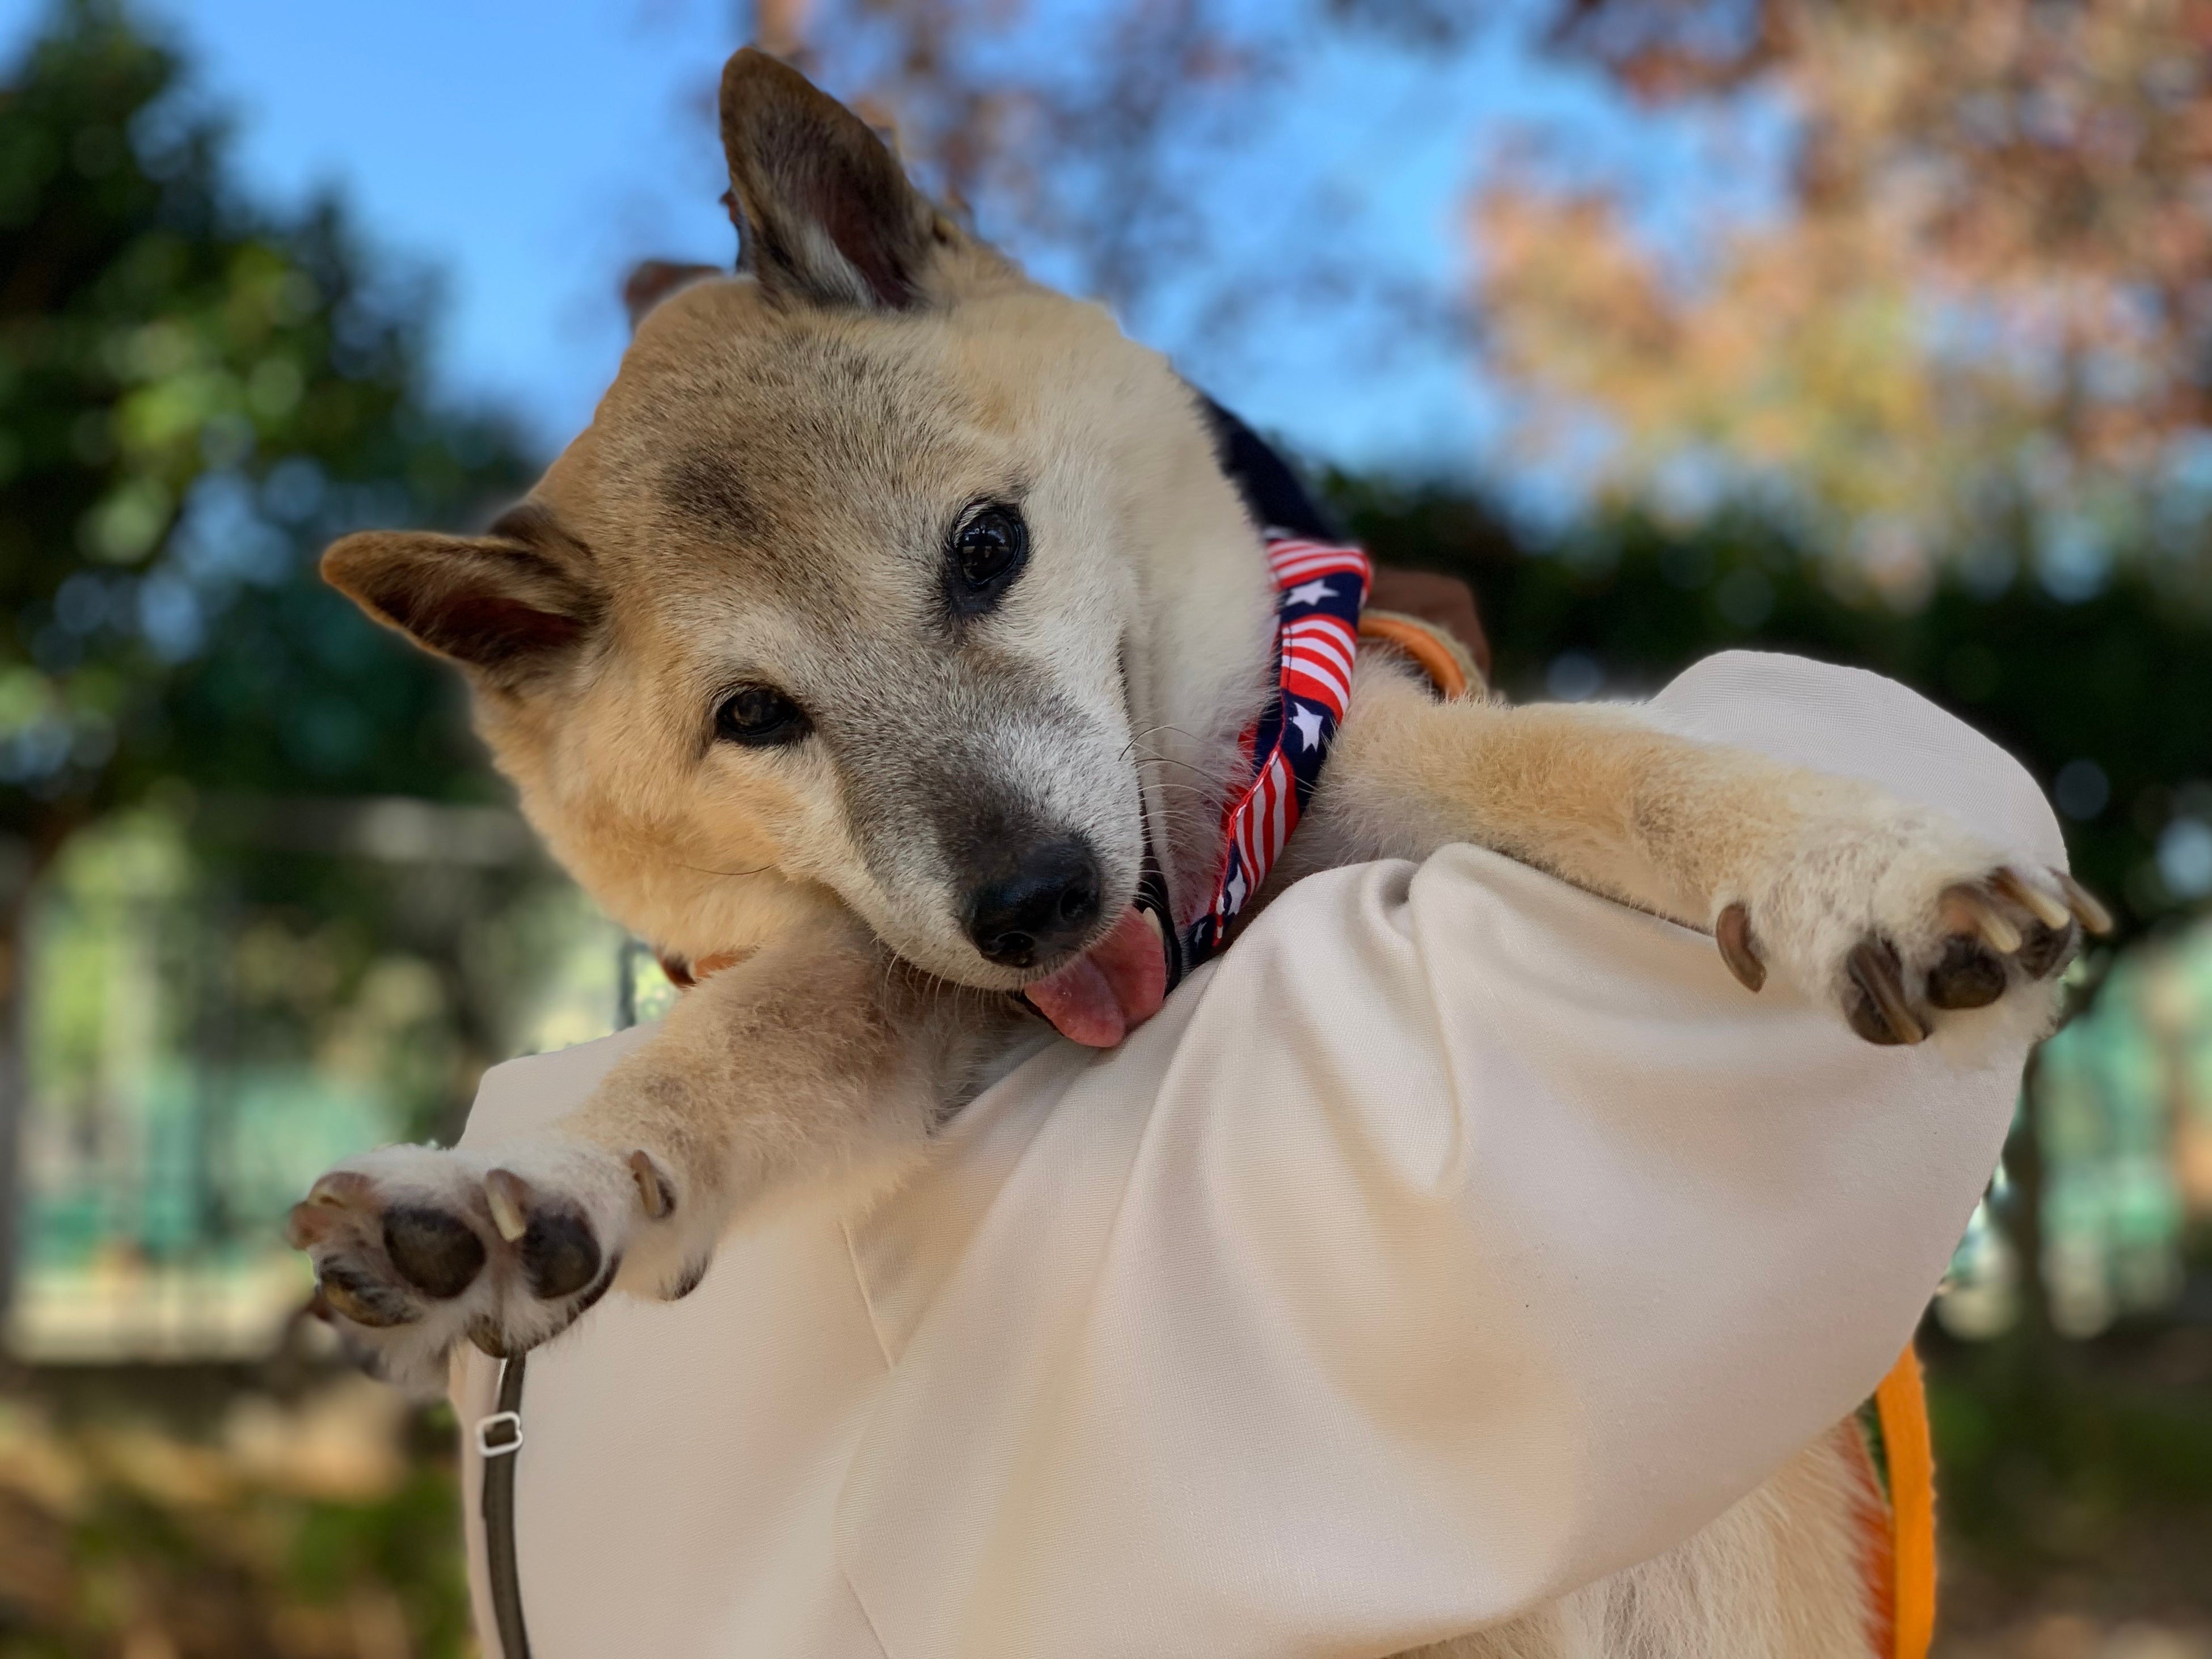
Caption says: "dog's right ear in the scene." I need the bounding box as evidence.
[719,47,938,310]
[320,504,601,687]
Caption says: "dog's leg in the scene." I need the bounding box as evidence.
[286,910,1008,1390]
[1298,660,2105,1045]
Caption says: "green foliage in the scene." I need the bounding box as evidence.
[0,0,534,859]
[0,1390,472,1658]
[0,2,572,1296]
[1331,478,2212,939]
[1927,1339,2212,1598]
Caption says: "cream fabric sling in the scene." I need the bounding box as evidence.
[449,651,2063,1659]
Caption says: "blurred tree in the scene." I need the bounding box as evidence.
[1478,0,2212,584]
[0,0,536,1308]
[734,2,2212,590]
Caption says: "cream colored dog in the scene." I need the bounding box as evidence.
[290,49,2100,1657]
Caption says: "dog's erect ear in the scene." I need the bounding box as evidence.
[321,504,602,686]
[719,47,936,310]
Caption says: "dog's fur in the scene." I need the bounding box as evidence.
[289,50,2092,1657]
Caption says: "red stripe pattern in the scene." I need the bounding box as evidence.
[1178,531,1372,969]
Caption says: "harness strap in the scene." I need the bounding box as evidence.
[1873,1344,1937,1659]
[1358,610,1476,700]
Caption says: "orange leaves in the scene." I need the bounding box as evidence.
[1480,0,2212,553]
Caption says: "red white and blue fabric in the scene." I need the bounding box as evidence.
[1176,530,1372,973]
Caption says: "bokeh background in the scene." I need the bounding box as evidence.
[1,1,2208,1654]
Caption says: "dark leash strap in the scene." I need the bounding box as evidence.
[479,1353,533,1659]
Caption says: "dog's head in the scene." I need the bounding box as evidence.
[321,50,1275,1023]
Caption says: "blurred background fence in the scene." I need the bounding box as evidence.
[1,0,2209,1654]
[9,796,633,1365]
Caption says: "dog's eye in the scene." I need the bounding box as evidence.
[714,684,809,747]
[947,502,1028,614]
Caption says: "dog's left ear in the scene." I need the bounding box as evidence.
[320,505,603,690]
[719,47,938,310]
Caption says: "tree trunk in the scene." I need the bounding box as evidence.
[0,835,33,1326]
[2001,1046,2051,1347]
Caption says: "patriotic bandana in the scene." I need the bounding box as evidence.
[1146,530,1374,987]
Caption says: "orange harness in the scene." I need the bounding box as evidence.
[666,612,1940,1658]
[1865,1345,1937,1659]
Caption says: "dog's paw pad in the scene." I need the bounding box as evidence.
[382,1204,488,1299]
[1923,932,2009,1011]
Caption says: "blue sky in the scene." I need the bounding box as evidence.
[1,1,1753,479]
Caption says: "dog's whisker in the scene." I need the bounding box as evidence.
[1135,756,1222,785]
[1129,720,1206,747]
[1130,743,1227,782]
[676,860,774,882]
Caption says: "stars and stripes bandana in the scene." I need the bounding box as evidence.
[1146,530,1373,989]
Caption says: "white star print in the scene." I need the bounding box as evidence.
[1289,704,1326,751]
[1225,868,1248,912]
[1285,579,1337,607]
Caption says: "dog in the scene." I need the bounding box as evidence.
[288,48,2102,1657]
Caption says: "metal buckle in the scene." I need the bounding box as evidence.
[477,1408,525,1459]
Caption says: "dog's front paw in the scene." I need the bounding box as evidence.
[284,1138,700,1391]
[1716,791,2110,1046]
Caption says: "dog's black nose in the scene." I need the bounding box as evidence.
[964,838,1103,968]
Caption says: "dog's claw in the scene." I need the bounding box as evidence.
[2054,870,2113,936]
[285,1171,382,1249]
[1716,903,1766,993]
[630,1150,675,1221]
[1846,940,1924,1046]
[288,1173,373,1247]
[485,1170,530,1243]
[1940,884,2022,956]
[285,1200,340,1250]
[1991,867,2070,932]
[309,1171,373,1208]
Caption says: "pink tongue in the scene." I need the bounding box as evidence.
[1023,905,1169,1048]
